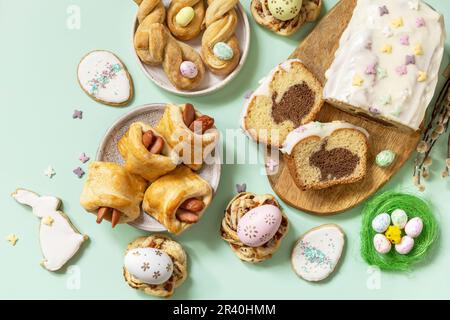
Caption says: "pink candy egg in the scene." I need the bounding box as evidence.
[373,233,391,254]
[395,236,415,255]
[180,61,198,79]
[237,205,282,247]
[405,217,423,238]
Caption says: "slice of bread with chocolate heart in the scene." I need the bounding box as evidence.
[241,59,324,147]
[281,121,369,190]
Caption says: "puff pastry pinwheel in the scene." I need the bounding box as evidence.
[123,234,187,298]
[80,161,147,228]
[221,192,289,263]
[201,0,241,75]
[118,122,179,182]
[133,0,205,90]
[156,103,219,171]
[250,0,322,36]
[143,166,213,235]
[167,0,205,41]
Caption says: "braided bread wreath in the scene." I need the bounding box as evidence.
[221,192,289,263]
[123,234,188,298]
[251,0,322,36]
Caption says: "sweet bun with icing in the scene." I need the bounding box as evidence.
[281,121,369,190]
[241,59,324,147]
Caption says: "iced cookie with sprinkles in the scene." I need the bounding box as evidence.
[323,0,445,131]
[291,224,345,282]
[77,50,133,106]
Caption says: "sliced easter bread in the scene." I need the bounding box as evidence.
[281,121,369,190]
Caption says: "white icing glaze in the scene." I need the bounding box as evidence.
[323,0,445,130]
[240,59,303,132]
[280,121,369,155]
[78,51,131,104]
[291,224,345,282]
[12,189,86,271]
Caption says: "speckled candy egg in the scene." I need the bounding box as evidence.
[213,42,234,61]
[124,248,173,285]
[372,213,391,233]
[237,204,282,247]
[391,209,408,229]
[405,217,423,238]
[395,236,415,255]
[373,234,392,254]
[180,61,198,79]
[268,0,302,21]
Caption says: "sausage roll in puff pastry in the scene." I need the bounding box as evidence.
[80,161,147,228]
[156,103,219,171]
[118,122,180,182]
[143,166,213,235]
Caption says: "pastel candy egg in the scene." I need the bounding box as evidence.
[180,61,198,79]
[124,248,173,285]
[213,42,234,61]
[391,209,408,229]
[175,7,195,27]
[268,0,302,21]
[395,236,415,255]
[371,213,391,233]
[375,150,396,167]
[405,217,423,238]
[373,234,392,254]
[237,204,282,247]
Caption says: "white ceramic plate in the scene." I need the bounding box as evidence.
[96,103,221,232]
[131,3,251,96]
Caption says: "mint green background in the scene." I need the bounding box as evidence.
[1,0,449,300]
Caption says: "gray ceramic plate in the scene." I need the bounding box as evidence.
[96,103,221,232]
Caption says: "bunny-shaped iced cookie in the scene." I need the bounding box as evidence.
[12,189,88,271]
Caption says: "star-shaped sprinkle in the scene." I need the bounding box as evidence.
[414,44,424,56]
[381,44,392,54]
[44,166,56,179]
[382,26,393,38]
[369,107,380,115]
[73,167,85,178]
[391,17,404,28]
[352,75,364,86]
[377,67,388,79]
[408,0,420,10]
[365,63,377,75]
[416,17,426,28]
[405,55,416,65]
[244,90,254,99]
[266,159,279,172]
[400,35,409,46]
[380,95,392,106]
[79,153,90,163]
[42,216,54,226]
[417,71,427,82]
[236,183,247,193]
[379,5,389,16]
[365,41,373,50]
[396,65,408,76]
[6,234,18,246]
[72,110,83,119]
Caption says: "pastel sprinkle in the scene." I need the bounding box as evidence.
[79,153,90,163]
[365,42,373,50]
[391,17,404,28]
[6,234,18,246]
[377,66,388,79]
[381,44,392,54]
[396,65,408,76]
[408,0,419,10]
[236,183,247,193]
[414,44,424,56]
[365,63,377,75]
[417,71,427,82]
[416,17,426,28]
[382,26,393,38]
[266,159,279,172]
[380,95,392,106]
[369,107,380,115]
[352,75,364,86]
[400,35,409,46]
[379,5,389,16]
[42,216,54,226]
[405,55,416,65]
[44,166,56,179]
[73,167,85,178]
[73,110,83,119]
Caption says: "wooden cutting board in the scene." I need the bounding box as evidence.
[265,0,421,215]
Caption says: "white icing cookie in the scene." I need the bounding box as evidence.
[291,224,345,282]
[12,189,88,271]
[77,50,133,106]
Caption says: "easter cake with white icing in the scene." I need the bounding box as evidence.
[281,121,369,190]
[323,0,445,131]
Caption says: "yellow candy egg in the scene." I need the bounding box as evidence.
[175,6,195,27]
[385,225,402,245]
[268,0,302,22]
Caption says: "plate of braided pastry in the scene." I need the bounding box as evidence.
[79,103,221,232]
[132,0,250,96]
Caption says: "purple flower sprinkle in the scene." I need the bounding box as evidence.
[73,167,85,178]
[72,110,83,119]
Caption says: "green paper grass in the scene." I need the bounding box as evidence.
[360,191,438,271]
